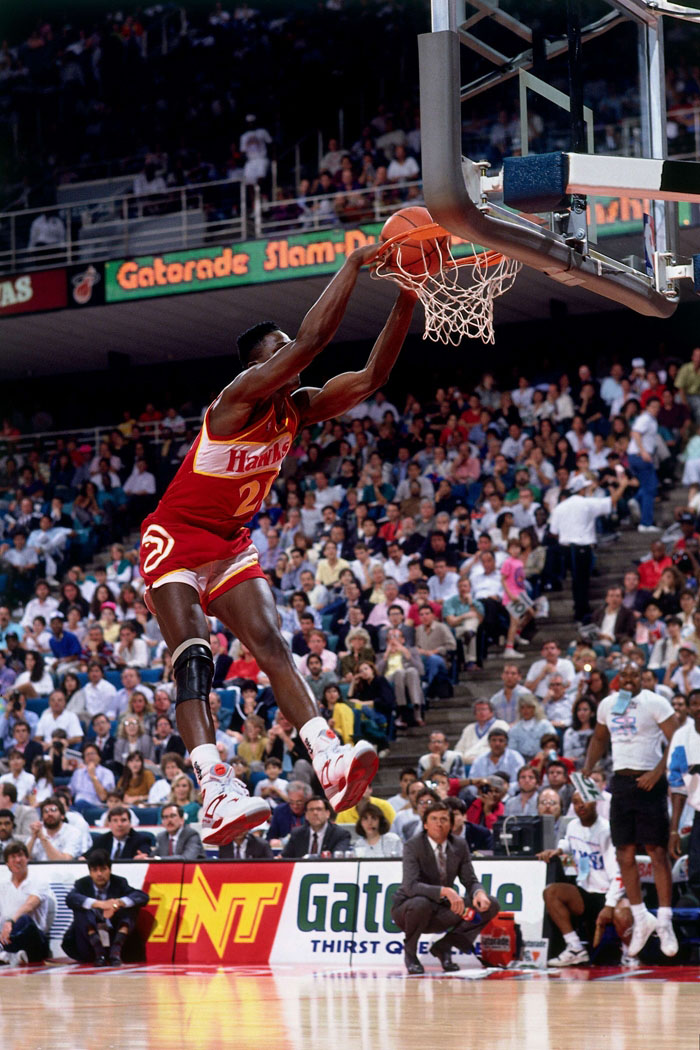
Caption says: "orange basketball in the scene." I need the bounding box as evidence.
[380,205,445,279]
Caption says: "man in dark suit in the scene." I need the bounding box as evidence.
[591,585,636,646]
[153,803,206,860]
[282,796,352,858]
[62,849,150,965]
[391,800,499,974]
[93,805,154,860]
[219,831,274,860]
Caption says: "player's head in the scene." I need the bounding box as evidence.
[236,320,287,369]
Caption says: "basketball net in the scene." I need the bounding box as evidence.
[372,230,521,345]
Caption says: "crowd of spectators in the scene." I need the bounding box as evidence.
[2,2,700,249]
[1,346,700,969]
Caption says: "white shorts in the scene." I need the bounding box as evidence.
[145,544,262,615]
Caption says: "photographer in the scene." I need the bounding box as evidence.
[465,774,508,830]
[0,692,39,751]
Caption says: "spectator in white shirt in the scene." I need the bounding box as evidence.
[525,641,576,700]
[27,797,84,861]
[28,212,66,249]
[35,689,83,746]
[20,580,59,629]
[386,145,420,183]
[0,751,36,804]
[113,622,149,669]
[427,557,459,605]
[67,661,119,719]
[629,396,661,531]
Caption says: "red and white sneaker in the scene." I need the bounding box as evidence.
[200,763,271,846]
[312,740,379,812]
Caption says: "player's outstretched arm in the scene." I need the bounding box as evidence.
[225,243,387,410]
[294,288,417,426]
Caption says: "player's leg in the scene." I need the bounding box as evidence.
[645,841,678,957]
[543,884,589,966]
[209,576,378,810]
[149,581,270,844]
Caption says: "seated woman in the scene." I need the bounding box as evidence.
[651,565,684,617]
[117,750,155,805]
[11,652,54,698]
[353,802,403,857]
[166,772,201,823]
[518,527,546,599]
[347,660,395,753]
[338,628,375,681]
[375,628,426,728]
[562,697,597,770]
[114,714,154,768]
[507,694,556,762]
[320,683,355,745]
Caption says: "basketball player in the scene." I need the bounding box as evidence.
[139,242,417,844]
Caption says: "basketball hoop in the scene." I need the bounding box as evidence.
[372,221,521,345]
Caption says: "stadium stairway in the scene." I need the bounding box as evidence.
[372,480,688,798]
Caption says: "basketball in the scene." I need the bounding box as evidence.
[380,205,445,279]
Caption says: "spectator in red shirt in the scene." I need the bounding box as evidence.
[408,582,442,626]
[466,774,507,830]
[637,540,672,590]
[378,502,402,544]
[225,644,262,684]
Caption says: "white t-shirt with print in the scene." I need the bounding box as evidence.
[597,688,673,770]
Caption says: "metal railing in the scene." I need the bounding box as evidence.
[0,417,204,461]
[0,176,423,275]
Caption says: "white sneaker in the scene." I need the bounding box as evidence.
[628,910,657,956]
[312,740,379,812]
[657,923,679,957]
[0,949,28,967]
[637,524,661,533]
[549,946,590,967]
[502,647,524,659]
[514,635,530,647]
[620,948,640,969]
[200,763,271,846]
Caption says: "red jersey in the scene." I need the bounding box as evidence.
[140,394,300,582]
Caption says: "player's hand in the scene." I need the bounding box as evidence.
[669,830,683,859]
[636,770,659,791]
[348,241,390,269]
[536,849,559,863]
[593,906,615,946]
[442,887,465,916]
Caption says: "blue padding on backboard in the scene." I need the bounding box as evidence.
[693,255,700,293]
[503,152,570,212]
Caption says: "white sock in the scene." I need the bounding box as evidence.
[190,744,222,782]
[563,931,583,950]
[657,906,673,927]
[301,716,339,757]
[631,903,647,921]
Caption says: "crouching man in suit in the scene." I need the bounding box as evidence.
[391,800,499,974]
[62,849,149,966]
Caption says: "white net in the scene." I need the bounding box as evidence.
[372,237,521,345]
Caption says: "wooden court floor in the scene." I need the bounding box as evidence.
[1,963,699,1050]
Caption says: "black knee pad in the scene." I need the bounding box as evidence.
[174,643,214,705]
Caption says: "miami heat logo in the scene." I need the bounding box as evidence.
[142,524,175,573]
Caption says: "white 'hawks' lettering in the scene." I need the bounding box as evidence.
[194,428,292,480]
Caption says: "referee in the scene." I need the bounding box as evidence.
[583,661,678,958]
[548,473,628,624]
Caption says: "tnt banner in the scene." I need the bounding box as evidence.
[67,262,105,308]
[0,268,67,317]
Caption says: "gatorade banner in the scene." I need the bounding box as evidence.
[1,858,546,965]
